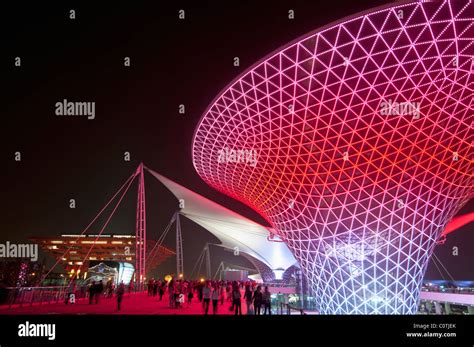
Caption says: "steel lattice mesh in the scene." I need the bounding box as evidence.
[192,0,473,314]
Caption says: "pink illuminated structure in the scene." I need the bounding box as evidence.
[192,0,473,314]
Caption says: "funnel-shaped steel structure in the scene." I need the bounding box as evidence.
[192,0,473,314]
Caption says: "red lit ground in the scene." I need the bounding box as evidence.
[0,291,249,315]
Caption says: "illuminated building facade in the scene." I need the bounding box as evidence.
[30,234,175,278]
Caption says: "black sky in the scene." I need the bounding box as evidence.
[1,1,472,280]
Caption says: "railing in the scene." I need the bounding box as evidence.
[264,282,296,288]
[0,286,148,309]
[1,286,86,308]
[419,291,474,306]
[3,286,65,308]
[278,302,305,315]
[421,287,474,295]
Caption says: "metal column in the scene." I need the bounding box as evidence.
[205,244,211,279]
[135,163,146,291]
[175,213,184,277]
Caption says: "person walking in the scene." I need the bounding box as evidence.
[263,286,272,315]
[244,285,253,315]
[174,284,183,308]
[88,281,95,305]
[168,279,175,308]
[220,283,225,305]
[95,280,104,304]
[187,283,194,307]
[159,282,165,301]
[116,281,125,311]
[106,279,113,298]
[226,282,232,302]
[198,282,204,302]
[252,286,263,315]
[202,281,211,315]
[232,283,242,315]
[211,284,219,315]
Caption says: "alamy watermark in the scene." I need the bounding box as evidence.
[55,99,95,120]
[379,99,420,118]
[0,241,38,261]
[217,147,258,167]
[18,321,55,341]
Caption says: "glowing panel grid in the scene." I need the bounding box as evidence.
[192,0,473,314]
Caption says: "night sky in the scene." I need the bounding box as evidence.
[1,1,472,280]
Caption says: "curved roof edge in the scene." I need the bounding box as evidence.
[145,166,297,271]
[191,0,418,158]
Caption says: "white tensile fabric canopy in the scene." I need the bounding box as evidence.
[145,167,297,275]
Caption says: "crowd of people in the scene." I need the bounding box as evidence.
[86,279,125,310]
[81,277,274,315]
[146,278,273,315]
